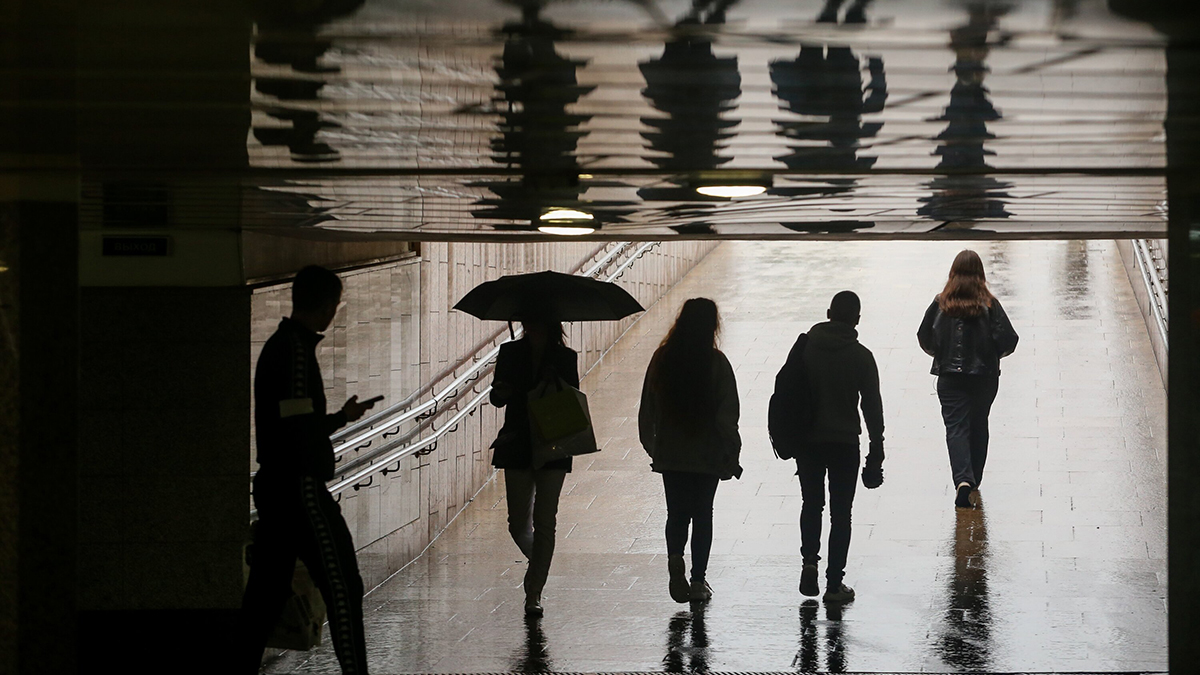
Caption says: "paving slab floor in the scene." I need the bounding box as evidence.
[265,240,1168,674]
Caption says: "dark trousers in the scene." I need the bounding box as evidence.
[661,471,721,583]
[504,468,567,599]
[795,443,860,586]
[239,473,368,675]
[937,373,999,488]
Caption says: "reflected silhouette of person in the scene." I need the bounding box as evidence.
[919,3,1014,225]
[252,0,365,162]
[663,607,710,673]
[511,615,553,672]
[794,599,850,672]
[790,292,884,603]
[637,0,742,211]
[640,298,742,604]
[239,266,380,674]
[767,0,885,223]
[917,251,1018,508]
[935,495,992,670]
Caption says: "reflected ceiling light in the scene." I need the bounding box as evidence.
[695,185,767,198]
[538,225,596,236]
[540,208,594,221]
[578,174,594,179]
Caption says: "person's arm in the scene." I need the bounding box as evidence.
[714,352,742,476]
[917,299,940,356]
[859,348,885,458]
[990,298,1019,358]
[490,344,517,407]
[638,353,658,456]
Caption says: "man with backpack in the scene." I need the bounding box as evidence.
[770,290,884,603]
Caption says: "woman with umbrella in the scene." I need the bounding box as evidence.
[489,308,578,618]
[639,297,742,604]
[456,270,645,617]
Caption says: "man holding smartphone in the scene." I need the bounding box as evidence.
[239,265,380,674]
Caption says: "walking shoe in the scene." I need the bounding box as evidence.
[799,564,820,597]
[667,555,690,603]
[823,583,855,603]
[524,594,544,617]
[689,579,713,603]
[955,482,973,508]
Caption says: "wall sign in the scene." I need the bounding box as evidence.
[102,236,172,257]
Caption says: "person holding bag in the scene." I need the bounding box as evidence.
[918,249,1019,509]
[489,312,580,617]
[639,298,742,604]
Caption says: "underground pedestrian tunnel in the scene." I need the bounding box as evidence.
[1,0,1193,673]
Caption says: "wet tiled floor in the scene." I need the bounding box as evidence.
[266,241,1167,674]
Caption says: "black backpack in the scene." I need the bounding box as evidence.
[768,333,813,460]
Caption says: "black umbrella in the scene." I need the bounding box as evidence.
[453,270,644,322]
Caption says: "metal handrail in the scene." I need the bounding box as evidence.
[1132,238,1168,347]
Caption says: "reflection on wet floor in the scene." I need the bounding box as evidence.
[266,241,1167,674]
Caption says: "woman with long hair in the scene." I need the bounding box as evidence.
[489,312,578,617]
[918,250,1019,508]
[639,298,742,603]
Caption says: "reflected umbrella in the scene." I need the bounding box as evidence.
[935,495,992,670]
[919,2,1014,226]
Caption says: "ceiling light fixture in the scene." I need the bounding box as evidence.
[539,208,594,222]
[538,225,596,236]
[695,185,768,198]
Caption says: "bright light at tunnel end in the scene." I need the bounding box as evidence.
[696,185,768,198]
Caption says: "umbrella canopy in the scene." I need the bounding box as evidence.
[453,270,645,322]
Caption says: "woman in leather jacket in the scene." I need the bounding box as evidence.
[917,250,1018,508]
[489,315,579,617]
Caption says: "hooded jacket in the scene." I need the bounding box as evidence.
[802,320,884,446]
[638,348,742,479]
[917,297,1018,376]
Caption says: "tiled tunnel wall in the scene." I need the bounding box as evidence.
[249,240,717,590]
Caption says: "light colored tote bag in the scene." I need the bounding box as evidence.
[527,378,599,468]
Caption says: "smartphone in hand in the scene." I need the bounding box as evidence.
[363,395,385,406]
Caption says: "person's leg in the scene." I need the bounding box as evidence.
[504,469,536,558]
[937,375,976,488]
[824,444,861,589]
[523,469,567,602]
[661,471,692,602]
[297,475,368,675]
[969,375,1000,487]
[795,452,828,567]
[237,511,298,673]
[687,474,720,583]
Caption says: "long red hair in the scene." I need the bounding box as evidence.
[937,250,995,318]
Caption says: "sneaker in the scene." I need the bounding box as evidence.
[955,482,973,508]
[524,595,544,617]
[689,579,713,602]
[668,555,690,603]
[823,583,855,603]
[799,564,819,597]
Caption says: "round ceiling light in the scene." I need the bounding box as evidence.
[540,208,594,222]
[695,185,768,198]
[538,225,596,236]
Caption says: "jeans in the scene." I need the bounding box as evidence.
[661,471,721,583]
[937,373,999,488]
[795,443,860,586]
[240,473,368,675]
[504,468,567,600]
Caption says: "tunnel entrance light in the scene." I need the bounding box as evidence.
[695,185,768,198]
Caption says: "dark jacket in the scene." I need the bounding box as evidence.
[489,338,580,471]
[802,321,884,446]
[254,318,347,481]
[638,348,742,480]
[917,297,1018,376]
